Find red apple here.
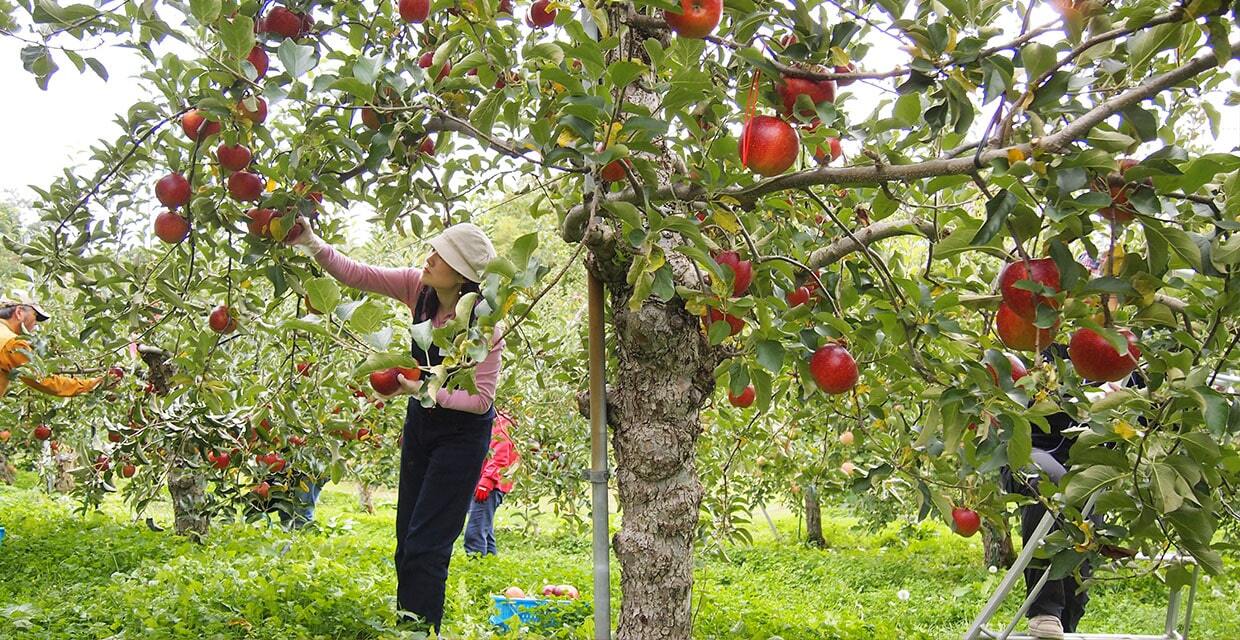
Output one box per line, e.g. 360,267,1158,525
246,207,275,237
600,159,627,183
228,171,265,201
208,305,237,334
94,455,110,472
372,367,416,390
1068,327,1140,382
810,343,858,395
498,0,513,14
704,307,744,336
399,0,430,22
559,585,579,599
839,430,854,445
986,353,1028,384
418,52,452,82
775,75,836,118
155,172,191,208
209,451,231,469
253,481,271,499
109,366,125,380
663,0,722,39
998,258,1061,321
503,586,525,598
361,107,384,130
216,144,252,172
814,137,843,165
713,251,753,297
237,97,268,125
995,302,1057,352
840,461,857,476
181,110,221,141
727,384,756,408
247,46,269,78
952,506,981,537
527,0,556,28
541,585,557,596
739,115,799,177
418,137,436,156
834,62,858,87
153,211,190,244
121,463,137,478
263,7,303,38
34,424,52,441
289,435,306,446
785,286,811,308
108,430,123,443
0,430,11,443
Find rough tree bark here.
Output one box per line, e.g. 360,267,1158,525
140,345,211,539
0,452,15,485
804,484,826,548
358,483,375,514
983,519,1017,569
52,446,76,493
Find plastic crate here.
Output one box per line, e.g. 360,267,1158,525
0,526,5,546
489,595,553,632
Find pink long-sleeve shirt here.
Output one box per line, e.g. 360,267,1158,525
312,244,504,414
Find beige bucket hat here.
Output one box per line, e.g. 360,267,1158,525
427,223,497,283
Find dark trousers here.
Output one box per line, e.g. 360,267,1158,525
394,402,491,628
1004,446,1094,632
464,489,505,555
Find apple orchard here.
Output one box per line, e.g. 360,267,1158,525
3,0,1240,638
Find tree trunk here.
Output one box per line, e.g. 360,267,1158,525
983,519,1016,569
608,289,716,640
52,447,76,493
168,465,210,541
358,482,375,514
805,484,826,547
0,452,15,485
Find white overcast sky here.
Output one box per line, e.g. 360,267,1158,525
2,6,1237,229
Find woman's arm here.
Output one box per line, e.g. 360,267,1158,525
291,222,423,308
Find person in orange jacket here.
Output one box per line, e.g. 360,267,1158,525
1,296,105,398
463,410,520,556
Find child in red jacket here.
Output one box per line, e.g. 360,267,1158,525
463,411,519,555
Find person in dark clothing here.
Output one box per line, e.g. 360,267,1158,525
1003,342,1139,639
288,220,503,633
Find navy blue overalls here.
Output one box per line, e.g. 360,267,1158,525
395,289,494,628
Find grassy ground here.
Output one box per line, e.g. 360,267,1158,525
1,472,1237,639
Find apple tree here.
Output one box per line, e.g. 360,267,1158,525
6,0,1240,637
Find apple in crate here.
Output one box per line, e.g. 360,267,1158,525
541,584,557,596
503,586,525,599
559,584,579,599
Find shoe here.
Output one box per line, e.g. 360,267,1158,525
1028,614,1064,639
395,610,436,636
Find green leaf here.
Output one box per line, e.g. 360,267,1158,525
970,189,1017,245
1121,105,1158,142
1141,219,1203,271
1020,42,1056,82
470,90,504,137
348,299,386,334
1127,23,1183,74
1006,417,1032,469
606,60,645,88
277,40,317,78
329,78,375,102
1151,463,1187,514
190,0,221,24
756,340,784,373
893,92,920,125
219,16,255,60
1191,386,1229,431
603,201,643,230
352,351,419,377
508,232,539,271
1064,465,1127,506
305,277,340,315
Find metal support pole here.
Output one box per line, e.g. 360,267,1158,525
587,272,611,640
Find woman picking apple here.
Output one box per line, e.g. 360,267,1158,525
286,219,503,634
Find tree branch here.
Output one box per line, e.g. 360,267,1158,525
807,217,937,269
561,40,1239,242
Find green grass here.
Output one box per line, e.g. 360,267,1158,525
1,474,1237,639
